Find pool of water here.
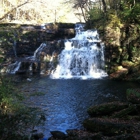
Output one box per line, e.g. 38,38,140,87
16,75,139,138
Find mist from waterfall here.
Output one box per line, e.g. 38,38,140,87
50,29,108,79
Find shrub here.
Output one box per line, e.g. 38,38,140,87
0,76,45,140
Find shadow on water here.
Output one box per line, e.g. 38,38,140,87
15,75,139,138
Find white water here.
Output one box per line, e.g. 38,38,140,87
6,43,47,74
33,43,46,60
6,27,107,78
6,61,21,74
51,30,108,79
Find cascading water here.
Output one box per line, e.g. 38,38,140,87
6,24,107,79
51,29,108,79
6,43,47,74
6,61,21,74
33,43,47,60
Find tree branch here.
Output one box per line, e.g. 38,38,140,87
0,1,31,21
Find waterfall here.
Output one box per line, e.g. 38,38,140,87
33,43,46,60
6,61,21,74
5,24,107,79
6,43,47,74
50,29,108,79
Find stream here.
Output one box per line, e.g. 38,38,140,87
16,75,139,138
6,26,140,139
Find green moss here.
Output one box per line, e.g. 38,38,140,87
87,102,128,117
122,61,134,67
126,88,140,98
107,13,123,28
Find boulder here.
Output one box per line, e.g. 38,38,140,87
126,88,140,104
83,118,135,136
87,101,128,117
49,131,67,139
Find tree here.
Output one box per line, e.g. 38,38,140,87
0,0,79,23
64,0,95,22
0,0,32,21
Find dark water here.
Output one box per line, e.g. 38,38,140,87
17,75,139,138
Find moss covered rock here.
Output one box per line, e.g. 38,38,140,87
87,101,128,117
126,88,140,104
83,118,135,136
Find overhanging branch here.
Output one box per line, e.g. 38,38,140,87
0,1,32,21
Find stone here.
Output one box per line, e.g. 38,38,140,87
126,88,140,104
31,132,44,140
87,101,128,117
50,131,67,139
83,118,135,136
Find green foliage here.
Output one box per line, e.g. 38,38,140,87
0,76,23,111
0,24,21,57
88,8,103,21
0,76,45,139
126,88,140,104
126,88,140,98
120,1,140,23
107,12,122,28
86,7,105,29
131,4,140,23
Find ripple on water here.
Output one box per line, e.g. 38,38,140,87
17,76,139,137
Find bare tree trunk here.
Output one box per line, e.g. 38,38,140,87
80,6,87,22
133,0,135,6
0,1,30,21
99,0,102,12
101,0,107,13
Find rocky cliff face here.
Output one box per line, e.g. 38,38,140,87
0,23,75,75
101,22,140,80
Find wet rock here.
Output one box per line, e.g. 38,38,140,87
49,131,67,139
112,104,139,118
66,129,103,140
82,99,140,139
126,88,140,104
110,134,137,140
87,101,128,117
109,67,128,80
31,132,44,140
83,118,135,136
